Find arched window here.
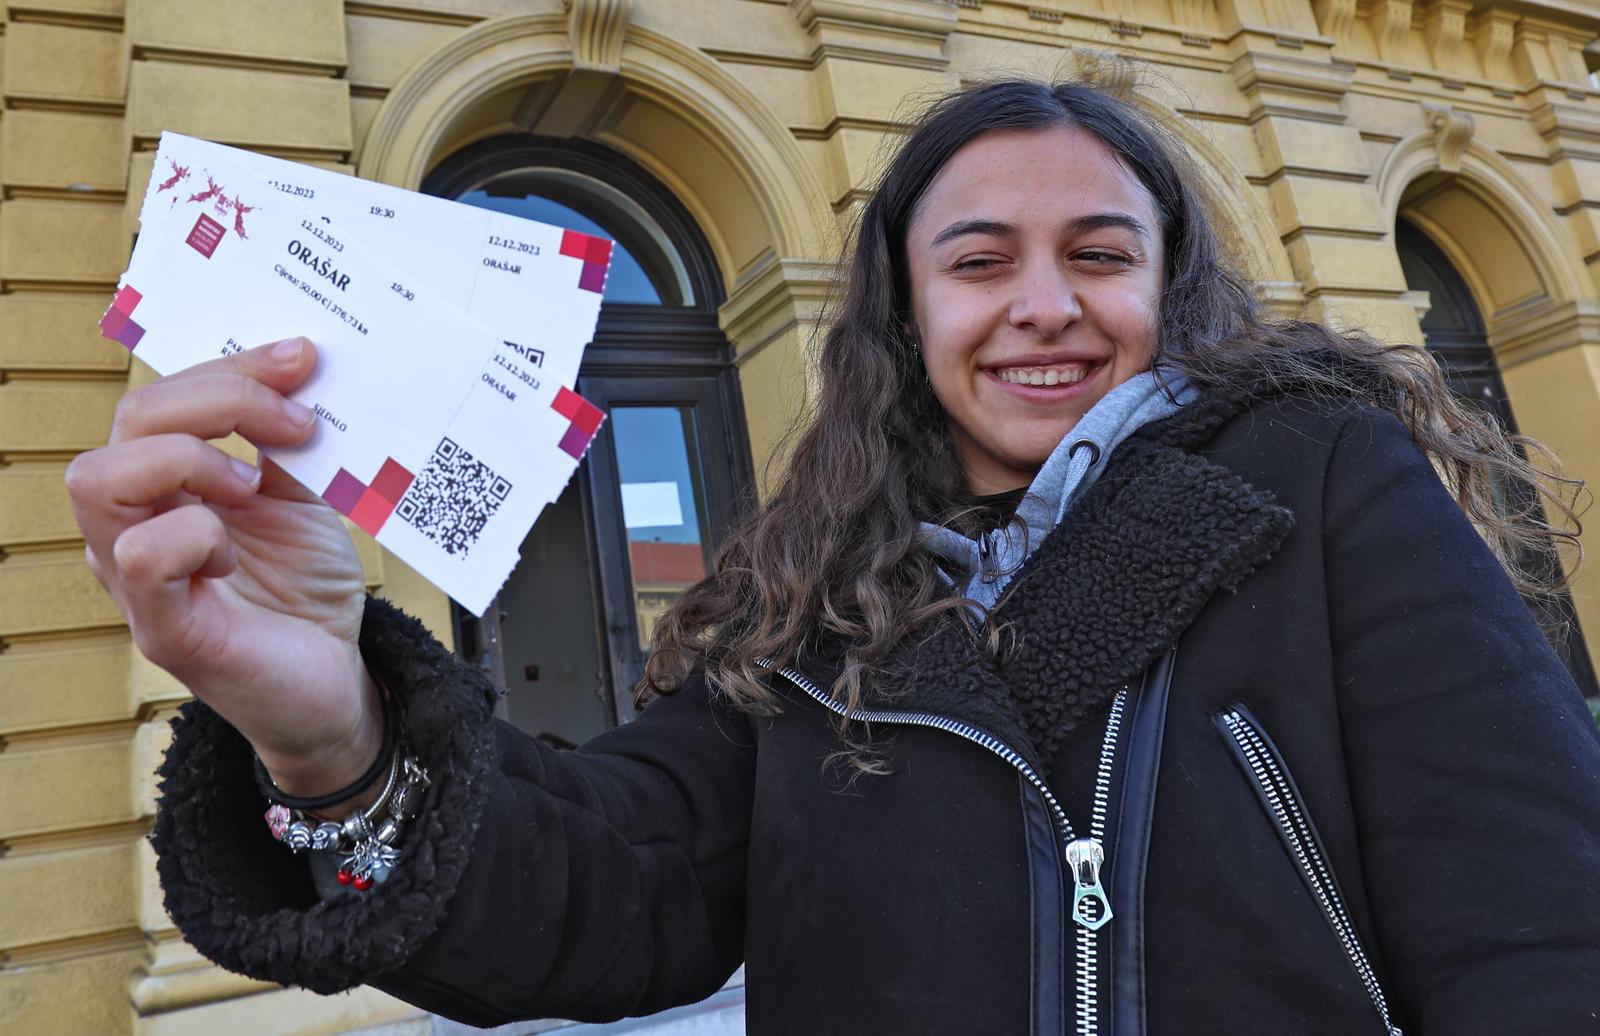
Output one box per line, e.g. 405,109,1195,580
424,137,755,744
1396,219,1598,698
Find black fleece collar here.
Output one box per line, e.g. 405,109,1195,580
798,388,1296,773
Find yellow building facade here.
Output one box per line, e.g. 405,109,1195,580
3,0,1599,1032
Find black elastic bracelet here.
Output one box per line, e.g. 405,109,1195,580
254,687,397,811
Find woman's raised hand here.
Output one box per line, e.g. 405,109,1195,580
65,338,383,799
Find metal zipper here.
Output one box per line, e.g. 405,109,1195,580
1071,688,1125,1036
759,658,1127,1036
1218,707,1404,1036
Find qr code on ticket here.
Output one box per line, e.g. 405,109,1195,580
396,438,512,557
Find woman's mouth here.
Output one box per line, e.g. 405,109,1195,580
993,362,1092,387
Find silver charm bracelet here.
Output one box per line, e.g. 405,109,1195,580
265,746,430,891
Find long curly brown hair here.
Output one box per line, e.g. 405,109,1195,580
642,78,1584,722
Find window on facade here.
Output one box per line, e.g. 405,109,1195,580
610,406,712,650
1396,219,1599,699
425,137,754,742
457,168,692,305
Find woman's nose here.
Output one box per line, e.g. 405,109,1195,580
1007,263,1081,338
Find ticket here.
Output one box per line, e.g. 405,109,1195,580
137,133,604,392
131,133,615,599
105,135,610,613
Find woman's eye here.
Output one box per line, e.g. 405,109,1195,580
1074,249,1132,265
952,257,1000,271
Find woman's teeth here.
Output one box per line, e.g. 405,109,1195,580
996,365,1089,387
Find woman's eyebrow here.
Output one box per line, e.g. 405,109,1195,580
930,218,1015,247
929,212,1150,247
1070,212,1151,239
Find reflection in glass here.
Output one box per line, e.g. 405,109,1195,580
454,167,693,305
611,407,711,649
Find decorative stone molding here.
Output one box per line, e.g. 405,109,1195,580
565,0,632,75
358,15,832,263
1312,0,1357,49
1490,296,1600,368
1135,93,1302,292
1512,19,1594,90
1425,0,1470,76
1377,131,1595,309
1259,0,1303,29
1529,96,1600,152
1230,49,1354,123
1473,10,1516,82
1372,0,1414,64
1255,280,1309,319
1399,288,1432,323
1423,101,1474,172
1100,0,1142,34
789,0,957,68
1173,0,1210,32
1073,49,1137,99
719,256,839,361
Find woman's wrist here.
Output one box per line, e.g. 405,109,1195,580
256,665,387,820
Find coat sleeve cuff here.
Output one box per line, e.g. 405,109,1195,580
149,596,498,994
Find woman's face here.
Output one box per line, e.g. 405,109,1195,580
905,124,1165,494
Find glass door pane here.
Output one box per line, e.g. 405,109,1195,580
610,407,712,651
581,375,749,722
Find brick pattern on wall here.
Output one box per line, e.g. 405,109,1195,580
0,4,146,1032
0,2,381,1032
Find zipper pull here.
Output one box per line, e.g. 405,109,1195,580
1065,837,1113,931
977,530,999,583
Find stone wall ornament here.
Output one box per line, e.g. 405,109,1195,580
1472,9,1515,82
1425,1,1469,76
1312,0,1356,49
565,0,633,74
1259,0,1302,29
1173,0,1209,32
1073,48,1137,99
1374,0,1414,65
789,0,958,70
1423,101,1474,173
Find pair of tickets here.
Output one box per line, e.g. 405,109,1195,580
103,132,612,614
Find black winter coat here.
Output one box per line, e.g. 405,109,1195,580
151,389,1600,1035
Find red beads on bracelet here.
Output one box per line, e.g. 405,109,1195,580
335,867,373,891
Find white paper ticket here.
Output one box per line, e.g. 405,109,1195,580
137,134,605,393
103,134,612,613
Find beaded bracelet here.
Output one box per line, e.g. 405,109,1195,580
252,686,399,812
265,747,430,891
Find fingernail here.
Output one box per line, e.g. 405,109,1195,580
273,337,306,361
230,457,260,484
283,398,315,426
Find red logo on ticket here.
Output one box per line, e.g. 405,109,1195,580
186,213,226,258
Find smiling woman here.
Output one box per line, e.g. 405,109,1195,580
906,125,1165,492
88,78,1600,1036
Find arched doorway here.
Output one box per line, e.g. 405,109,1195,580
425,136,755,745
1396,218,1598,698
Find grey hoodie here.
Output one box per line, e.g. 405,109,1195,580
919,369,1194,614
